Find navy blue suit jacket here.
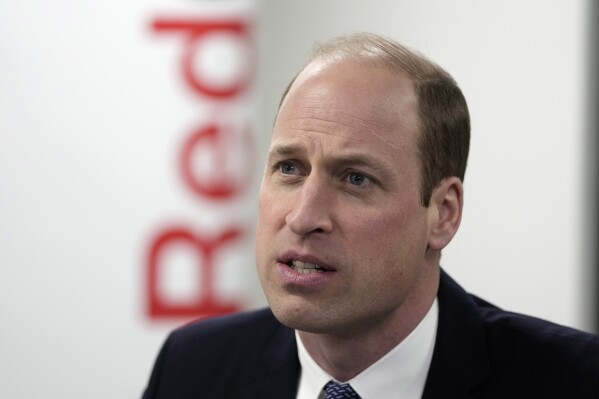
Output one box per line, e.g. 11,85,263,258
143,271,599,398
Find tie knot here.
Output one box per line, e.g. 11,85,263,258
324,381,360,399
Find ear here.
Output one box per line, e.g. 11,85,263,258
427,177,463,251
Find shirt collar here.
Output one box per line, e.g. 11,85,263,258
295,299,438,399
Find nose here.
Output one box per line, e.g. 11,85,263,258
285,174,334,236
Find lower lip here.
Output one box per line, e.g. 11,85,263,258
276,262,336,288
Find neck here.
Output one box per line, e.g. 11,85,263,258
298,266,440,382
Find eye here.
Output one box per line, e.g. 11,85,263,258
279,161,297,175
348,172,367,186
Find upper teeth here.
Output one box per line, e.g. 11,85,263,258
291,260,323,274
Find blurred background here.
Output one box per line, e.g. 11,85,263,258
0,0,597,397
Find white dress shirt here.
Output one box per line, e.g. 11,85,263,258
295,299,438,399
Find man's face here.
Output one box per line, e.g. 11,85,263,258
255,58,438,335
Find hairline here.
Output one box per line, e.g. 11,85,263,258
274,34,468,206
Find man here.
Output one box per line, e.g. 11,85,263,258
143,33,599,398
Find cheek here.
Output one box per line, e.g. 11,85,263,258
256,188,273,256
346,204,428,268
255,187,288,264
257,187,288,231
347,204,409,241
345,210,428,307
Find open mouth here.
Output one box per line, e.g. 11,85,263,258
286,260,328,275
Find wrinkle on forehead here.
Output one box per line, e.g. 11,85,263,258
273,57,420,158
277,95,416,151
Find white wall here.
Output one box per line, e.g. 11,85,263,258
0,0,593,398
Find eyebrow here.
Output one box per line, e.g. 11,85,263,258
267,142,395,176
267,143,303,159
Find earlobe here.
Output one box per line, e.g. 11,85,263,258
427,177,463,250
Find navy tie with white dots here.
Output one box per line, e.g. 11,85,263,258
324,381,361,399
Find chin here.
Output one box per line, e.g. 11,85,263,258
268,300,343,334
276,315,331,334
268,299,316,330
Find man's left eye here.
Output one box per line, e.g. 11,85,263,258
348,172,366,185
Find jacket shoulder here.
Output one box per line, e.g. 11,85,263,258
162,308,286,370
428,271,599,399
143,308,297,399
475,298,599,363
171,307,281,343
473,296,599,397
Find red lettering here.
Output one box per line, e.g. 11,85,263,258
152,18,254,99
180,122,254,200
146,13,255,320
147,227,243,318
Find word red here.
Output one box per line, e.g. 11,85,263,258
147,15,255,319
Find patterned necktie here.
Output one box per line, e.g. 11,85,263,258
324,380,361,399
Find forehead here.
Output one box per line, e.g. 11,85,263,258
273,58,419,153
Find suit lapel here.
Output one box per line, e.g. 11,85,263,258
422,270,491,398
